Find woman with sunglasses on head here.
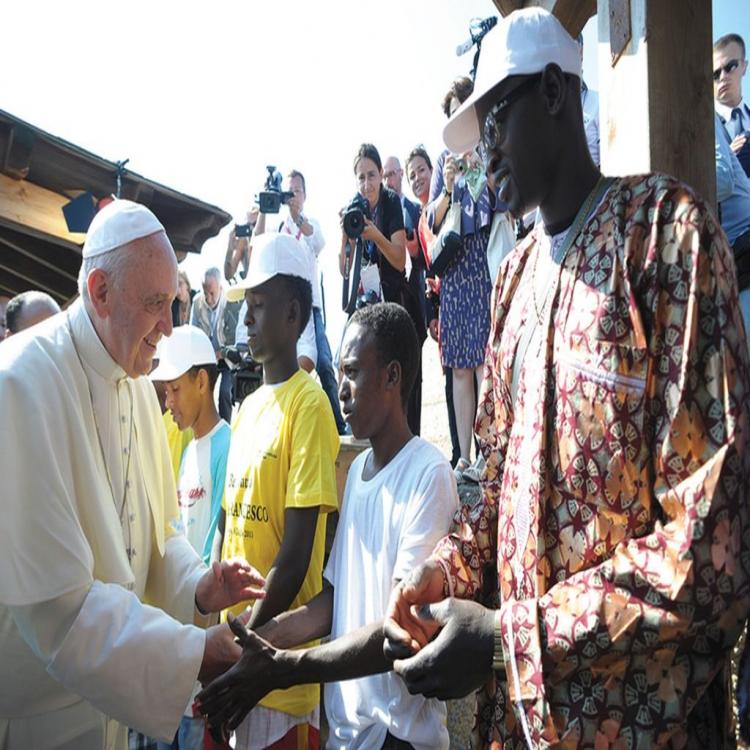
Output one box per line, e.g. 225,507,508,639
426,76,507,483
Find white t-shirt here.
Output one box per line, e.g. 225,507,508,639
323,437,458,750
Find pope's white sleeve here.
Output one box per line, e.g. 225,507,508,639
146,534,213,627
11,580,205,741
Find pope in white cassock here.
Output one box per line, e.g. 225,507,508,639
0,200,266,750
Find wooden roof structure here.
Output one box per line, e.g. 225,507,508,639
0,109,231,306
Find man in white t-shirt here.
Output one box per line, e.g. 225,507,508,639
197,302,458,750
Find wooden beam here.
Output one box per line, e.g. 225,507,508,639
0,242,77,299
598,0,715,208
492,0,596,37
0,173,87,246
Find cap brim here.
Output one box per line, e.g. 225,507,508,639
226,270,281,302
149,360,190,382
442,72,507,154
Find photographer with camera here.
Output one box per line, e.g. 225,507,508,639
339,143,424,435
236,169,346,433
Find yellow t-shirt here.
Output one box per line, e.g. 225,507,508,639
222,368,339,716
162,410,193,481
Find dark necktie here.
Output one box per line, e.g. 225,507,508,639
732,107,745,138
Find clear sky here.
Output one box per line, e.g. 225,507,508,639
2,1,748,343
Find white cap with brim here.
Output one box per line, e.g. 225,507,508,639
149,325,216,381
82,199,166,258
226,232,312,303
443,7,582,154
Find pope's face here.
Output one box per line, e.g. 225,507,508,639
101,234,177,377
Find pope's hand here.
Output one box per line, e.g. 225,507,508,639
391,598,495,701
197,614,288,731
383,559,447,660
197,622,243,686
195,558,265,615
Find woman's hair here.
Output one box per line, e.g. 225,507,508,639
177,270,191,292
353,143,382,173
441,76,475,118
405,145,432,173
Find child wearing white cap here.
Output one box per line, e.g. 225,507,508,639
207,233,339,749
151,325,231,750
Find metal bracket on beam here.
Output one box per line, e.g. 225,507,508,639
610,0,632,66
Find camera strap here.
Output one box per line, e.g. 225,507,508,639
342,237,364,315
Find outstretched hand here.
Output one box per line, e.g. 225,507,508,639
195,558,266,615
197,614,286,732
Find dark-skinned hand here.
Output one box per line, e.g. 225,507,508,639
391,598,495,700
383,559,447,660
196,614,290,733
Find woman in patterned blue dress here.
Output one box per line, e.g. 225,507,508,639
426,77,506,478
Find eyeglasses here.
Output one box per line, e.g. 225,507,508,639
479,75,541,165
713,59,742,81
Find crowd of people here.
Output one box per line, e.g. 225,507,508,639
2,7,750,750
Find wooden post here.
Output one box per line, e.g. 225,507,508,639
598,0,715,208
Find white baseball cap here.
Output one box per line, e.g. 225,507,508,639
149,325,216,381
443,8,582,154
226,232,312,303
82,199,166,258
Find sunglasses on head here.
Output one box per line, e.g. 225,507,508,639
714,59,742,82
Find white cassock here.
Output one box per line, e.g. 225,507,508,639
0,299,210,750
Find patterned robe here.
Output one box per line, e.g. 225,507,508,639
434,174,750,748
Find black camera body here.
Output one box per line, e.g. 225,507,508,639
234,223,252,237
342,194,371,239
223,343,263,406
257,166,294,214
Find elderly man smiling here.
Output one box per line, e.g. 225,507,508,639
0,200,265,750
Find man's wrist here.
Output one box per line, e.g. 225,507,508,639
273,647,300,690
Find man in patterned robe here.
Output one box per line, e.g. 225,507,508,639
384,9,750,749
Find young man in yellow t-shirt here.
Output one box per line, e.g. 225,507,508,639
212,231,339,750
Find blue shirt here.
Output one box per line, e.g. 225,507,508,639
715,112,750,244
426,149,506,237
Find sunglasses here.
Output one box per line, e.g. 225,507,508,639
713,58,742,82
479,75,541,165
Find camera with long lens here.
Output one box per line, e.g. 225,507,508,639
222,343,263,406
257,166,294,214
342,194,372,239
